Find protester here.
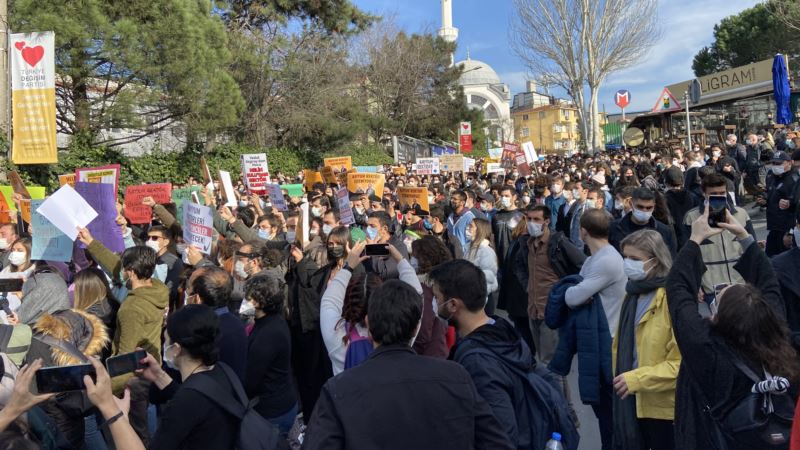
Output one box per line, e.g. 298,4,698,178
609,187,677,257
446,190,476,259
0,223,19,270
409,235,450,357
492,186,524,264
463,218,498,308
760,150,799,256
773,211,800,337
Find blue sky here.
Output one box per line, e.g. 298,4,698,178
351,0,761,113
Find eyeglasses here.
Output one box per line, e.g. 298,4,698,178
147,236,161,241
235,251,259,259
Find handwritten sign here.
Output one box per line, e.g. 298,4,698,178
0,186,45,212
183,203,213,254
241,153,270,195
346,173,385,198
266,184,287,212
74,182,125,254
439,155,464,172
30,199,72,262
75,164,121,199
336,188,354,226
124,183,172,224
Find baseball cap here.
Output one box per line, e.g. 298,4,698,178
772,151,791,162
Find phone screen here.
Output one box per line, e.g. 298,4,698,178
106,350,146,378
364,244,390,257
707,195,728,227
35,364,95,393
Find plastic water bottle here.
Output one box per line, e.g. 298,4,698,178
545,432,564,450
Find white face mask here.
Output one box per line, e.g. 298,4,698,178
632,208,652,223
551,184,562,194
0,238,8,250
527,221,544,238
712,150,721,157
162,343,178,370
772,164,786,176
234,260,248,279
239,299,256,317
792,227,800,248
285,231,296,243
465,229,474,242
623,258,652,281
500,197,512,209
311,206,322,217
154,263,168,282
322,224,334,236
8,251,26,267
522,195,531,204
614,201,625,211
585,199,597,209
145,239,161,253
572,189,581,200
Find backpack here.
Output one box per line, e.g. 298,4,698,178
704,352,795,450
0,324,32,367
343,324,372,370
184,362,281,450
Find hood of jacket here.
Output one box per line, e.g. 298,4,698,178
454,316,533,372
128,279,169,311
34,309,109,366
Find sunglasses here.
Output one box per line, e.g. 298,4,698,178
147,236,162,241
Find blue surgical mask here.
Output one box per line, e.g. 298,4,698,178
366,226,379,240
423,218,433,230
286,231,296,243
153,263,168,282
322,224,334,236
623,258,652,281
258,229,270,240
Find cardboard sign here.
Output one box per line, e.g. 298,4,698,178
75,164,121,199
218,170,237,207
241,153,270,195
521,141,538,163
321,166,337,184
74,182,125,254
0,194,10,223
303,170,323,190
391,166,407,175
172,186,205,223
0,186,45,212
486,163,505,174
182,203,214,254
488,147,503,159
266,184,287,212
8,172,30,199
19,199,31,224
439,155,464,172
58,174,76,187
30,199,72,262
336,188,354,226
283,184,304,198
397,187,430,214
323,156,352,174
413,158,440,175
463,157,476,173
515,150,532,177
300,202,309,247
200,156,212,184
124,183,172,224
346,173,385,197
501,143,518,170
36,185,98,241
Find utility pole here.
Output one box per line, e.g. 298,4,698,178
684,90,691,150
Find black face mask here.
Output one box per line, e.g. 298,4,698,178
327,245,345,260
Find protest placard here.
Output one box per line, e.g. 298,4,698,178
0,186,45,212
36,185,98,241
182,203,214,254
283,184,304,198
355,166,379,173
515,150,532,177
200,156,212,184
303,170,323,191
19,199,31,224
391,166,407,175
172,186,204,223
124,183,172,224
413,158,440,175
8,172,30,199
397,187,430,214
74,182,125,254
336,188,355,226
323,156,352,174
439,154,464,172
58,174,76,188
241,153,270,195
501,142,518,170
486,163,505,174
521,141,538,163
266,184,287,212
463,157,476,173
347,173,385,197
30,199,72,262
488,147,503,159
218,170,237,207
300,202,309,247
321,166,337,184
76,164,121,199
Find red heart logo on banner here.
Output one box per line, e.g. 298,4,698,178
21,46,44,67
462,124,469,130
14,42,25,51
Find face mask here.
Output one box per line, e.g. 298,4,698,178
8,251,26,267
145,239,161,253
551,184,562,194
480,203,491,212
465,229,474,242
234,260,248,279
259,199,268,209
404,239,414,254
787,140,796,149
154,263,168,282
712,150,721,157
572,189,581,199
409,256,419,271
309,229,319,238
0,239,8,250
327,245,345,260
614,201,625,211
499,197,511,209
286,231,296,243
772,165,786,176
428,195,435,204
322,224,334,236
162,343,178,370
355,206,365,215
793,227,800,248
239,299,256,317
422,218,433,230
522,196,531,204
632,208,652,223
435,297,454,322
258,229,270,240
366,226,379,240
585,199,597,209
527,221,543,237
311,207,322,218
623,258,652,281
238,200,249,208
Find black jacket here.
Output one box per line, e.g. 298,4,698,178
667,240,792,450
245,314,297,419
498,235,531,318
303,345,514,450
451,317,579,450
664,188,696,249
773,247,800,336
215,307,248,382
765,169,800,232
492,209,524,267
609,213,677,257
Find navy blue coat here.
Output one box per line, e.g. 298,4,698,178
545,275,612,405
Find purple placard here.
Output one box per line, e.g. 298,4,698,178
74,181,125,254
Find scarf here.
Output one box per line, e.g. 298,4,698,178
612,277,664,449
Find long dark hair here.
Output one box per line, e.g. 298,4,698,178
339,272,382,344
712,284,800,381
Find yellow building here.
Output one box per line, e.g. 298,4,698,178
512,104,580,155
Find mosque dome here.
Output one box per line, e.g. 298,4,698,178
457,59,502,86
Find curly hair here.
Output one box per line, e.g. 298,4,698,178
411,235,452,274
244,274,286,315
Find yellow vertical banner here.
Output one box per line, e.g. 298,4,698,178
10,31,57,164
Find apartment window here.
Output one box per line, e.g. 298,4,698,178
539,111,546,119
521,127,530,137
523,114,529,121
562,109,570,120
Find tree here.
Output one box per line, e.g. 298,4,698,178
692,1,800,77
11,0,244,147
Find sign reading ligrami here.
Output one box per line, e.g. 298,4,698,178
11,31,57,164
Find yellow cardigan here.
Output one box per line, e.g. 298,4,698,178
612,287,682,420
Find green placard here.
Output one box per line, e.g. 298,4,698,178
283,184,304,198
172,186,205,222
0,186,46,211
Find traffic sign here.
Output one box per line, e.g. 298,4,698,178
615,90,631,109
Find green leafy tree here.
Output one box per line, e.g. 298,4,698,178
10,0,244,146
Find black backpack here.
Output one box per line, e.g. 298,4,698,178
184,363,282,450
705,352,794,449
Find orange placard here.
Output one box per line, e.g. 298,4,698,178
303,169,324,190
321,166,337,184
397,187,430,214
58,174,76,187
323,156,352,174
346,172,385,197
19,199,31,224
392,166,407,175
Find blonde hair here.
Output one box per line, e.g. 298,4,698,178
468,218,494,254
620,229,672,278
73,268,110,311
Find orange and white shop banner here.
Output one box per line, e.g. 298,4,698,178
11,31,57,165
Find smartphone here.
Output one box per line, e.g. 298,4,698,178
707,195,728,228
364,244,390,257
35,364,95,394
105,349,147,378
